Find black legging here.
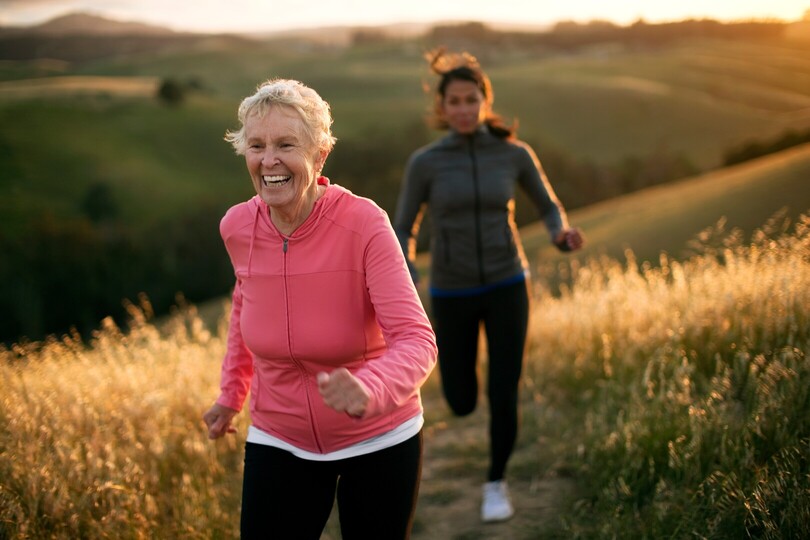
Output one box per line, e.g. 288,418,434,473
240,431,422,540
431,278,529,482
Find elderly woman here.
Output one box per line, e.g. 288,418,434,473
203,79,437,539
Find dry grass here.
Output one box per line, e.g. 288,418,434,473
2,214,809,539
0,302,245,539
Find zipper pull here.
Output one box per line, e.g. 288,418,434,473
283,238,288,253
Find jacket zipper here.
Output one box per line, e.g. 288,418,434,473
469,136,486,285
282,236,324,452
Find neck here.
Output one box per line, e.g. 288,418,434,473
270,183,325,236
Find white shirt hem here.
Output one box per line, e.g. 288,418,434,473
246,414,424,461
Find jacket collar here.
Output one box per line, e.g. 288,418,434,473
441,124,496,149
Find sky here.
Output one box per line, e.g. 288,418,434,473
0,0,807,34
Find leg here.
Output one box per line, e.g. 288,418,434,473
482,280,529,481
336,432,423,539
240,442,338,540
431,294,483,416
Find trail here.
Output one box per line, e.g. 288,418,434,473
411,396,577,540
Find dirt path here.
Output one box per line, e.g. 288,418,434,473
411,399,577,540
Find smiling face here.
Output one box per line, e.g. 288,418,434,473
440,79,489,135
244,105,325,221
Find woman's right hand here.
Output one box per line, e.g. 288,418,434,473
555,227,585,252
203,403,239,439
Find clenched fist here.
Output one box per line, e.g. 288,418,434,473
317,368,370,417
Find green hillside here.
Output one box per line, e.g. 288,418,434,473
2,35,809,227
0,93,248,232
494,39,810,168
66,36,810,168
516,142,810,292
2,28,810,342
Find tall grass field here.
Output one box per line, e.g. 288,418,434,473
2,212,807,539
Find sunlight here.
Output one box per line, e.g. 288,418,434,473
0,0,806,32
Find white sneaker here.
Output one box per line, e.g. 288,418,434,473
481,480,514,522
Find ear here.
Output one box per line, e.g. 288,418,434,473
316,149,330,172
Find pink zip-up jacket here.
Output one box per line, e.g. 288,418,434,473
216,179,437,454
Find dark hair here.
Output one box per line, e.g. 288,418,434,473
425,48,515,139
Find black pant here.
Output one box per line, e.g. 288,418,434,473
431,278,529,482
240,431,423,540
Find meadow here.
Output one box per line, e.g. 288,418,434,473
3,28,810,343
1,210,807,539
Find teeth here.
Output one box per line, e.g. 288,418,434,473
262,175,290,185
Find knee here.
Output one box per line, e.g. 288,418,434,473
446,397,477,417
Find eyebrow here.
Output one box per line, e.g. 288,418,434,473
245,133,301,145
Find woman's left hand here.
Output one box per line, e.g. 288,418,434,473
317,368,370,417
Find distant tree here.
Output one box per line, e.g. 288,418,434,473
157,78,185,106
80,182,118,224
351,29,389,46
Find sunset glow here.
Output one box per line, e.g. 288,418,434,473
0,0,807,33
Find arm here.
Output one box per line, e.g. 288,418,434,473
346,207,438,418
392,152,430,283
203,280,254,436
515,142,582,251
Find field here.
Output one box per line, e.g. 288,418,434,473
1,211,807,539
3,29,810,343
2,22,810,537
3,35,810,229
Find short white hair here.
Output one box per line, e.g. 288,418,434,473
224,78,336,155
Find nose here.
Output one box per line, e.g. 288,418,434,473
261,148,281,167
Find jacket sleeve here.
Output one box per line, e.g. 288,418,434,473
354,207,438,418
515,142,570,245
216,279,254,411
392,152,430,283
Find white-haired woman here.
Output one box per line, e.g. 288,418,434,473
203,78,437,539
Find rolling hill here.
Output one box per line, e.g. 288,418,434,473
2,17,810,342
515,142,810,292
5,12,178,36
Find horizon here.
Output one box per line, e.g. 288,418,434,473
0,0,806,34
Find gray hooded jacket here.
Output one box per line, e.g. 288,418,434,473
393,126,570,290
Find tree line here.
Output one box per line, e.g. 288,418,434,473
1,201,235,347
723,128,810,166
421,19,789,52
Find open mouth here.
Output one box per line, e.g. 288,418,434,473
262,175,291,187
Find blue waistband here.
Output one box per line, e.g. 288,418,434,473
430,272,527,298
